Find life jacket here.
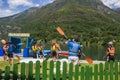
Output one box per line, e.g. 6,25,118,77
51,44,59,51
108,47,115,56
3,44,9,52
38,46,44,51
69,42,81,53
32,45,38,52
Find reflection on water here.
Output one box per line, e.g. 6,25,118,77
31,42,120,60
59,44,120,61
82,45,106,60
82,45,120,61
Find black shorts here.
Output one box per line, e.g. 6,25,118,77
8,52,13,58
51,51,57,57
107,55,115,62
40,51,44,55
78,54,81,59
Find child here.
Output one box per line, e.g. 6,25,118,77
7,42,15,66
32,42,38,58
1,39,8,61
51,40,61,61
38,44,44,59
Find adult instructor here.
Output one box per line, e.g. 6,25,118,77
105,41,115,70
65,38,82,65
106,41,115,62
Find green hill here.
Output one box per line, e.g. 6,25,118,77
0,0,120,44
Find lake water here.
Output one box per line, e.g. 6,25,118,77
58,44,120,61
1,42,119,61
82,45,120,61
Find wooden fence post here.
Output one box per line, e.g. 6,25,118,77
13,64,18,80
94,64,98,80
42,60,47,80
74,64,79,80
68,63,73,80
56,61,61,80
49,60,54,80
115,60,118,80
0,69,2,79
81,67,85,80
105,61,108,80
5,66,10,80
35,61,40,80
20,62,26,80
28,61,33,80
62,61,67,80
99,63,103,80
85,66,92,80
89,67,92,80
110,61,114,80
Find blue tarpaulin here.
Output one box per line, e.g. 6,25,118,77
9,37,22,53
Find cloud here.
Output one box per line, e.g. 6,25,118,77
101,0,120,8
0,0,55,17
0,9,18,18
8,0,34,9
35,4,40,7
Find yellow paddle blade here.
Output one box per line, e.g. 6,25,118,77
56,27,65,35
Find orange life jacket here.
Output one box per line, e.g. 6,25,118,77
108,47,115,56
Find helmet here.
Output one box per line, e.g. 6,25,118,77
108,41,113,45
73,38,79,42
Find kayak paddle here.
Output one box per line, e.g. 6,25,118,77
56,27,67,39
16,55,21,61
56,27,93,64
82,53,93,64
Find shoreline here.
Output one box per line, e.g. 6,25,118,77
0,56,106,64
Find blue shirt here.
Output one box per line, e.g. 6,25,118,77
66,41,82,56
7,44,13,53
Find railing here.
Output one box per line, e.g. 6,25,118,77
0,60,119,80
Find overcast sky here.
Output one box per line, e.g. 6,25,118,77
0,0,119,18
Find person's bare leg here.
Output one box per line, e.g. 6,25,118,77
4,55,7,61
11,58,14,67
78,58,80,65
8,58,11,66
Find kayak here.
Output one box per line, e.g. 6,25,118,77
58,51,69,55
43,50,69,56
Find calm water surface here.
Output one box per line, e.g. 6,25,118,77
59,44,120,61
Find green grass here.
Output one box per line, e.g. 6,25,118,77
0,59,19,71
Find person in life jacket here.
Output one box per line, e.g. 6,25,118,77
32,41,38,58
106,41,115,62
1,39,8,61
51,40,61,61
37,40,44,59
65,38,82,65
7,41,16,66
38,45,44,59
